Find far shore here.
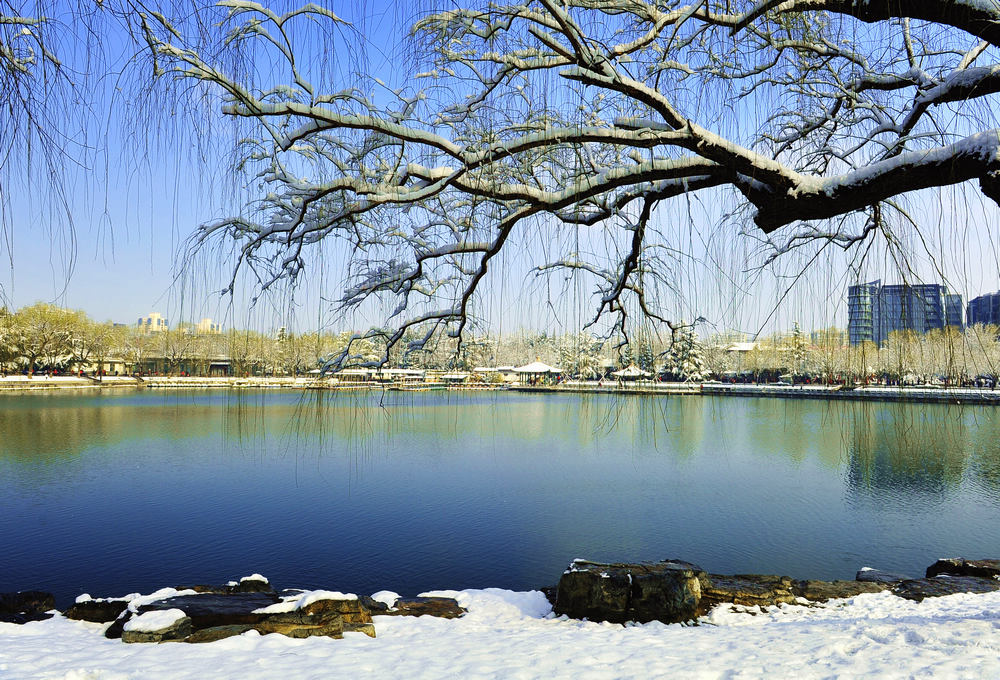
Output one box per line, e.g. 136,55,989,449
2,374,1000,404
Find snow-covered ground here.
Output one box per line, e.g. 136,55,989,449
3,587,1000,679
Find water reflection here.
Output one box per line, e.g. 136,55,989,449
3,389,1000,606
845,403,980,503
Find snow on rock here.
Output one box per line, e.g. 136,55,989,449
124,588,200,614
252,590,358,614
370,591,400,608
122,609,187,633
5,588,1000,678
240,574,269,584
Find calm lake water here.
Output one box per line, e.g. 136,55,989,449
3,389,1000,607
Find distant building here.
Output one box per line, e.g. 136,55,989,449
810,328,847,347
967,291,1000,327
848,281,880,345
847,281,963,345
195,318,222,334
137,312,168,333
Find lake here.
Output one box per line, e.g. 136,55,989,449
3,389,1000,607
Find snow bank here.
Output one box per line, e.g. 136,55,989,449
3,588,1000,679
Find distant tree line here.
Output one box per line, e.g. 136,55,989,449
2,303,998,385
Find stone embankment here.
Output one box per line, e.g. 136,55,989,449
551,557,1000,624
1,575,467,644
517,381,1000,404
4,558,1000,640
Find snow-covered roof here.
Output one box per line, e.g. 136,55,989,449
727,342,757,352
514,361,562,373
611,364,651,378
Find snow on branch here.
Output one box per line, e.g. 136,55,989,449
138,0,1000,355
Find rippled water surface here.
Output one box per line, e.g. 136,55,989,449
3,389,1000,606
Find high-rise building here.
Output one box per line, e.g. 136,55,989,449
195,318,222,334
967,291,1000,327
137,312,168,333
847,282,963,345
848,281,879,345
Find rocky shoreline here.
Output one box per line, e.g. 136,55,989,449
4,557,999,644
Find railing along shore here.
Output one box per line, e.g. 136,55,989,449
2,375,1000,404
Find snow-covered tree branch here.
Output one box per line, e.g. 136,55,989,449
137,1,1000,360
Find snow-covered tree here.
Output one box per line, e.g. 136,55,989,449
131,1,1000,360
558,332,603,378
667,323,707,382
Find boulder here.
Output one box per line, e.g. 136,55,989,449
0,591,56,624
254,618,344,639
104,614,130,639
123,589,375,641
790,580,888,602
228,576,274,594
185,625,255,644
893,576,1000,602
137,592,279,629
121,611,193,643
0,610,54,624
925,558,1000,580
359,595,389,614
297,596,375,637
697,574,797,614
856,568,911,584
0,591,55,614
554,559,703,624
380,597,466,619
64,599,129,623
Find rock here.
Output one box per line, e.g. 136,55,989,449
130,590,374,641
137,592,279,629
554,559,704,624
0,591,56,624
121,612,193,643
790,580,888,602
893,576,1000,602
297,597,375,637
0,591,55,615
255,618,344,639
104,613,130,639
0,610,55,624
381,597,467,619
258,596,375,637
540,586,558,607
697,574,797,614
856,568,911,584
926,558,1000,580
228,576,274,594
64,599,129,623
173,585,230,595
359,595,389,614
185,625,255,643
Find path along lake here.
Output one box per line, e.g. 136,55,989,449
3,389,1000,607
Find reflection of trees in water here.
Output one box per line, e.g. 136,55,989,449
0,391,230,462
844,403,976,501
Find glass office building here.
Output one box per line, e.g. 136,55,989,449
967,291,1000,326
848,281,963,345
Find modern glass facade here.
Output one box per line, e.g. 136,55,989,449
967,291,1000,326
847,282,963,345
848,280,879,345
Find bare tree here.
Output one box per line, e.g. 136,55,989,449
132,2,1000,359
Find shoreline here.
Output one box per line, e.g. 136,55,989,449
4,374,1000,404
5,562,1000,679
